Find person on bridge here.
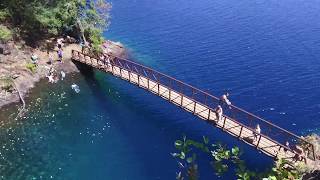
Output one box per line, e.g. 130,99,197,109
253,124,261,142
220,93,232,109
214,105,223,123
293,145,307,163
284,141,291,153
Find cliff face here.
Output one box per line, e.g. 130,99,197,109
0,40,126,109
0,41,80,108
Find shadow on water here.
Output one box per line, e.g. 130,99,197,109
72,60,111,102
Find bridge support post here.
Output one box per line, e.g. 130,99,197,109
222,117,227,129
256,135,262,148
238,126,243,138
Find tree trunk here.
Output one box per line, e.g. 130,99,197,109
77,19,87,44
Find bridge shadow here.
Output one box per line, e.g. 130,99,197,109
71,60,110,103
72,60,95,78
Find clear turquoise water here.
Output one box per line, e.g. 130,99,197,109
1,0,320,179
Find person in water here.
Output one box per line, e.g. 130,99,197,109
214,105,223,123
61,71,65,80
71,84,80,93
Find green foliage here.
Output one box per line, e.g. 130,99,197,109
0,76,13,92
172,136,304,180
0,25,12,42
0,9,9,22
86,28,104,53
0,0,111,45
262,159,300,180
25,63,37,73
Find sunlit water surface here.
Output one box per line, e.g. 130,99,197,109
1,0,320,179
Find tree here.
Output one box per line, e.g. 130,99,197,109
172,136,303,180
0,0,111,48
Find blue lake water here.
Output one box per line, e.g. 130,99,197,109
1,0,320,179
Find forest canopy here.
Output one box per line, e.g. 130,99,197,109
0,0,111,48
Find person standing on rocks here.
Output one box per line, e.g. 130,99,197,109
48,52,53,64
57,48,63,62
57,38,64,49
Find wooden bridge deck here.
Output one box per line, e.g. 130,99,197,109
71,50,316,164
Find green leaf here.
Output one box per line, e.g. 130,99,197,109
203,136,209,144
175,140,183,148
187,157,193,164
224,150,230,159
180,152,185,160
171,153,180,158
268,176,277,180
232,147,240,156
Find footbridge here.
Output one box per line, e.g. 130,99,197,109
71,50,316,163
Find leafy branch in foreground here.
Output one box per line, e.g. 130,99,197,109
172,136,303,180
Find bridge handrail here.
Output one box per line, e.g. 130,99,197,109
71,50,316,160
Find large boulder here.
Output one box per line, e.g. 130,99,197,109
0,43,11,55
303,170,320,180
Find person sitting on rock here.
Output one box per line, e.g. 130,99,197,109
31,53,38,65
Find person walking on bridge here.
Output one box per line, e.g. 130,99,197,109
253,124,261,142
214,105,223,123
220,92,232,109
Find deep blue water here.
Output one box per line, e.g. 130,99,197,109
1,0,320,179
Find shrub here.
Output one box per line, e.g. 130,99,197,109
86,28,104,53
0,76,13,92
0,25,12,42
0,9,9,22
25,63,37,73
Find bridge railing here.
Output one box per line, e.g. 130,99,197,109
72,50,316,160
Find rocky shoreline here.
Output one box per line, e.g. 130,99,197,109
0,40,126,110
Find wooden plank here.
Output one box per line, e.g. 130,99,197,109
182,96,195,112
121,69,130,80
159,85,170,100
139,77,148,88
170,91,182,106
130,73,139,84
149,80,158,94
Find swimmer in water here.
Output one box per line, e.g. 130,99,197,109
71,84,80,93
